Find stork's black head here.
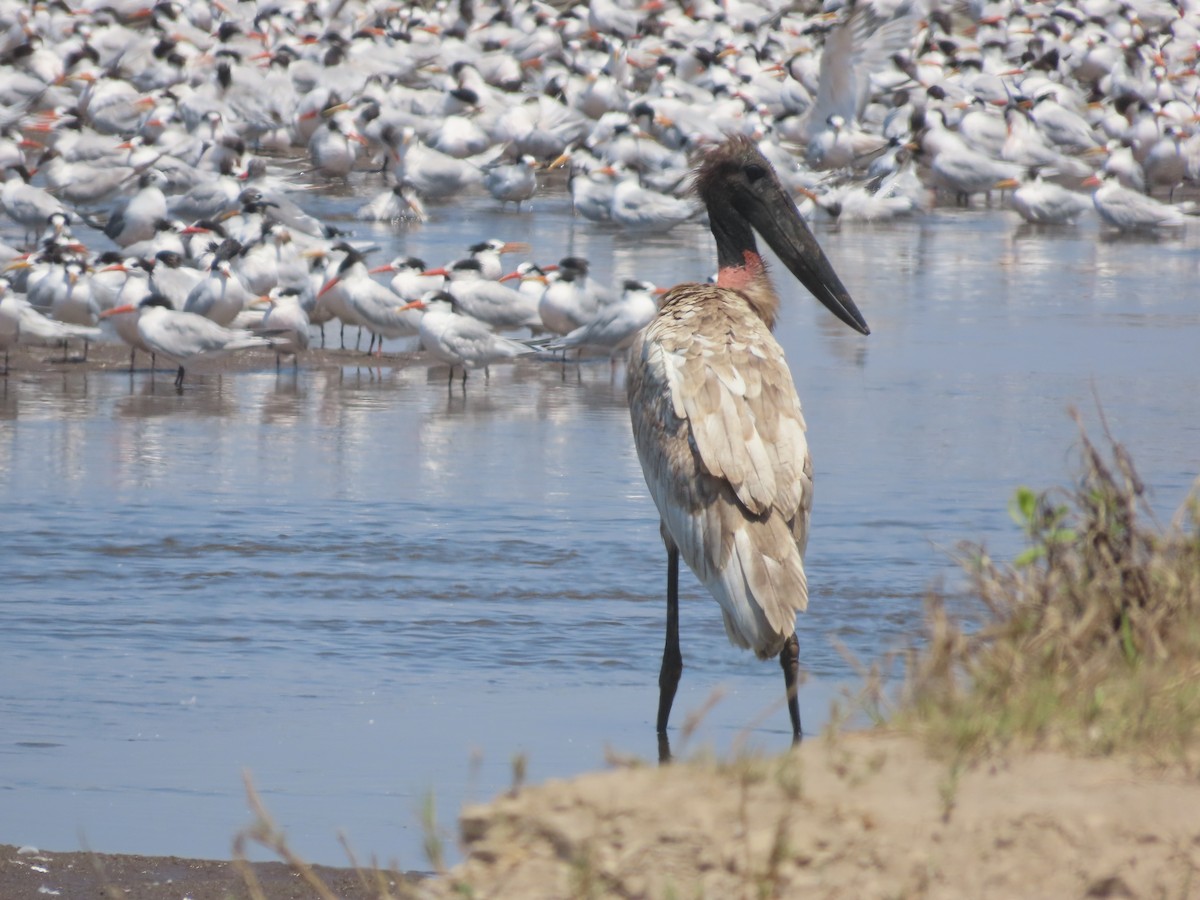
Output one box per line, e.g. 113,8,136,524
693,135,869,336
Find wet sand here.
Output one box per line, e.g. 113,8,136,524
0,339,426,381
0,842,420,899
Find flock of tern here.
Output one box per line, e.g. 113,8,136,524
1,0,1198,385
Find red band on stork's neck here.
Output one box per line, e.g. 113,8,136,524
715,250,765,290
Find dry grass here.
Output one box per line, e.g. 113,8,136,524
233,772,422,900
897,409,1200,768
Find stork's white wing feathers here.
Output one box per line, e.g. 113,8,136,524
628,288,814,658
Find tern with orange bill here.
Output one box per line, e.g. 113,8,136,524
256,287,311,369
318,242,419,354
420,258,543,334
482,155,539,208
308,115,368,178
183,256,254,327
1,281,102,370
398,291,534,386
369,257,444,300
467,238,532,281
101,294,276,389
543,278,663,362
1085,172,1188,230
995,171,1092,225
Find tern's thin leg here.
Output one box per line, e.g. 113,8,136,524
780,631,803,743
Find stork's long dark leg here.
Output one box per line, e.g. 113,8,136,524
174,365,185,390
657,543,682,735
780,631,803,743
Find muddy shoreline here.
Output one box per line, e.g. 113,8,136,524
1,338,427,381
0,842,423,899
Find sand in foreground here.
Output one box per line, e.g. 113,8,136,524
6,732,1199,899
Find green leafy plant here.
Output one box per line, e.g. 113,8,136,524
899,410,1200,767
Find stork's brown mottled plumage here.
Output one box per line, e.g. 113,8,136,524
626,135,869,752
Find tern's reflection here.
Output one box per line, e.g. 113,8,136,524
113,372,240,419
259,372,308,425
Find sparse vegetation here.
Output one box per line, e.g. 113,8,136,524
233,772,420,900
421,789,447,875
898,410,1200,767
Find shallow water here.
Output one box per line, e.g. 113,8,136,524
2,180,1199,868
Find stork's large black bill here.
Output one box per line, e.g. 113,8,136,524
696,136,871,336
742,187,870,336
